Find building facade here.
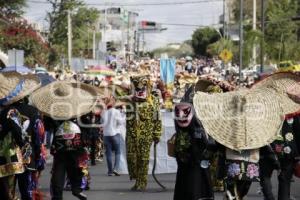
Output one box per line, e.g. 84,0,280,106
97,7,138,61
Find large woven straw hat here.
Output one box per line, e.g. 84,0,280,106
252,72,300,114
193,72,300,150
193,74,300,150
30,81,98,120
0,72,41,106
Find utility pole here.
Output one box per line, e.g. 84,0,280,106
93,28,96,59
260,0,265,73
133,30,137,59
13,48,16,71
142,29,145,56
252,0,257,65
67,10,72,68
223,0,226,38
127,12,130,62
103,4,108,64
239,0,243,81
137,31,140,58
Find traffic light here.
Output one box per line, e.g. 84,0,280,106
141,21,156,28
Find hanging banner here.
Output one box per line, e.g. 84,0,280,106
160,58,176,84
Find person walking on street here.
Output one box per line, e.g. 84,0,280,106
80,108,102,166
30,81,99,200
101,96,124,176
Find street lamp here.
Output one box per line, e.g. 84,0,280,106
239,0,243,82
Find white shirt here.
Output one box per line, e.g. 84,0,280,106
101,108,125,137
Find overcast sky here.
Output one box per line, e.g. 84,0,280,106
25,0,223,50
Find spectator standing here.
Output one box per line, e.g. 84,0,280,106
115,104,128,174
101,97,123,176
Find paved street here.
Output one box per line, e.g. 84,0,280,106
36,160,300,200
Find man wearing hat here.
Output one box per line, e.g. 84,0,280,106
126,75,162,191
0,72,41,200
30,81,98,200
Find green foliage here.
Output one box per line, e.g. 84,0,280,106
232,0,262,23
72,7,101,56
265,0,299,62
0,18,50,67
151,43,194,58
46,0,100,63
243,29,263,66
231,0,300,64
191,27,221,56
0,0,26,17
207,38,235,55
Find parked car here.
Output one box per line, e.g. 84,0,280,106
277,61,300,72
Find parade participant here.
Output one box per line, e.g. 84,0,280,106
172,77,234,199
192,73,300,200
64,148,90,191
173,102,214,200
194,77,235,192
74,112,93,190
126,75,162,191
259,116,300,200
0,72,41,200
30,81,98,200
88,108,102,166
14,100,47,200
221,148,260,200
49,119,87,200
80,107,102,166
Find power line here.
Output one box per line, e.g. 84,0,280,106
161,23,220,27
27,0,222,6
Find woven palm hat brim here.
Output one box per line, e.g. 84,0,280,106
0,72,41,106
252,72,300,91
193,86,300,150
195,77,235,92
181,77,235,103
252,72,300,115
30,81,98,120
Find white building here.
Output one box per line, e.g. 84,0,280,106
98,7,138,61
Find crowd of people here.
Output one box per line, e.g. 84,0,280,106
0,57,299,200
